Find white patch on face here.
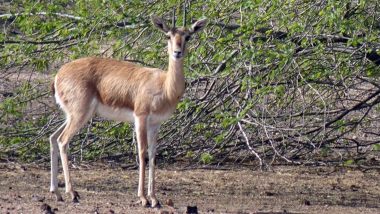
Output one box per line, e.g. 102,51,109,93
171,55,182,61
167,31,186,60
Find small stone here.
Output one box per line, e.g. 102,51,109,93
350,185,360,191
186,206,198,214
40,203,55,214
166,198,174,207
304,199,311,206
32,194,45,202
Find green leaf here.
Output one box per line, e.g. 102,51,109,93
343,159,355,167
200,152,213,164
373,144,380,151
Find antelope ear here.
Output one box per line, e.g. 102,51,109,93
189,18,208,34
151,15,169,33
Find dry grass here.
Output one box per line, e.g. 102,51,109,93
0,163,380,213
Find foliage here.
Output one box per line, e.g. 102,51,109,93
0,0,379,168
200,152,214,164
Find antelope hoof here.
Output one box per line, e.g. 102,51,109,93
151,200,161,208
71,191,80,203
139,197,150,207
51,191,64,202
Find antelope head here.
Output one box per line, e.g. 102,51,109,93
151,15,208,60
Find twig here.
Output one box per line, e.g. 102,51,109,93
237,121,263,169
0,12,82,20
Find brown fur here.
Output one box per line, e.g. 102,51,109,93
49,15,208,207
54,56,183,115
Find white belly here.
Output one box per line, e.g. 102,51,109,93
96,103,134,122
96,103,175,125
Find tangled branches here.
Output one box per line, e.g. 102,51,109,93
0,0,380,168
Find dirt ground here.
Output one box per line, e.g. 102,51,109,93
0,163,379,214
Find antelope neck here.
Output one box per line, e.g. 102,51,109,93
164,56,185,101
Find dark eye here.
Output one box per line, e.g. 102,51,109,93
166,35,171,40
185,35,191,41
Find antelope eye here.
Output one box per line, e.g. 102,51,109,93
185,35,191,41
166,35,171,40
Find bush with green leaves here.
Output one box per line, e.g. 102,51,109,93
0,0,379,168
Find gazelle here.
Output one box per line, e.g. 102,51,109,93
49,14,207,207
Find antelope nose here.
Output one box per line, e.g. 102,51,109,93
173,50,182,58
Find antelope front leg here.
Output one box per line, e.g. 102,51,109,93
148,125,160,208
135,115,149,207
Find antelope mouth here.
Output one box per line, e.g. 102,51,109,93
172,53,183,59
